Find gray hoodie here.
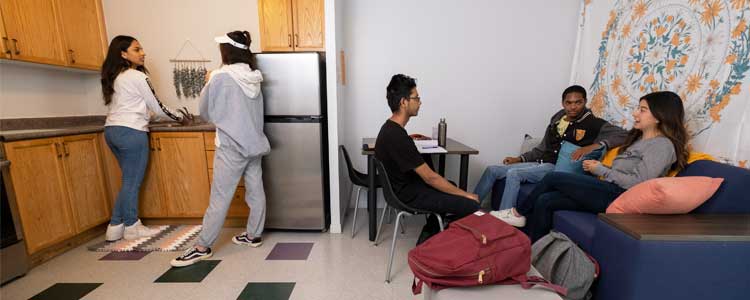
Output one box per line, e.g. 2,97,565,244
199,65,270,157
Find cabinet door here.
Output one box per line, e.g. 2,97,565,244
0,0,66,65
292,0,325,51
259,0,294,52
154,132,210,217
140,136,167,217
61,134,110,232
54,0,107,70
0,9,10,59
4,138,76,254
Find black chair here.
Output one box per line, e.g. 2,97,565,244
373,158,444,283
340,145,381,238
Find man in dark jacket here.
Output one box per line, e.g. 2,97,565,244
473,85,628,226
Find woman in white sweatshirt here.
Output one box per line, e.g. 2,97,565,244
172,31,270,267
100,35,182,241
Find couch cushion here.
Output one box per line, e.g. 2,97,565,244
677,160,750,213
553,211,598,253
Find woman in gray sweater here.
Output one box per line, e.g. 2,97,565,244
171,31,270,267
506,91,689,242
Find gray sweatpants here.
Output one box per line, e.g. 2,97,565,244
197,137,266,248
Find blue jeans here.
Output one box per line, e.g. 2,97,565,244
104,126,149,226
473,162,555,209
517,172,626,242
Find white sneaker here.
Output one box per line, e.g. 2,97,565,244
123,220,160,240
105,223,124,241
490,208,526,227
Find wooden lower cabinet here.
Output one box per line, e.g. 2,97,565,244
5,137,80,254
60,134,109,232
153,132,210,217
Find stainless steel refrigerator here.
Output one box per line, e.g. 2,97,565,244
256,52,329,231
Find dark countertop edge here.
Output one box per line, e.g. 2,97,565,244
1,124,216,142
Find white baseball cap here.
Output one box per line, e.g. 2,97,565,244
214,34,248,49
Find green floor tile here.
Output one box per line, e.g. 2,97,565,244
154,260,221,283
236,282,296,300
29,283,102,300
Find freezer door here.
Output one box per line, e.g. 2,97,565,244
262,122,325,229
256,53,322,116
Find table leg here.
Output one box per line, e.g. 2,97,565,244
438,154,446,176
368,154,377,241
459,154,469,190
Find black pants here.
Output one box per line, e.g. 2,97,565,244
516,172,626,242
402,182,479,243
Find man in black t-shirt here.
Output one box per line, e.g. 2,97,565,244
375,74,480,245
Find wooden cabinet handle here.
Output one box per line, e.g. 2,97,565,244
11,38,19,55
68,49,76,64
288,34,292,47
294,34,299,47
54,143,63,158
1,37,10,55
63,143,70,156
156,138,162,151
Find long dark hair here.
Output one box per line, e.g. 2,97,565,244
100,35,147,105
219,31,256,69
618,91,689,171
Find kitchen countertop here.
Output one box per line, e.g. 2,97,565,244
0,123,216,142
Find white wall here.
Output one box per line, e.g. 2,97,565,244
341,0,582,207
325,0,345,233
101,0,262,113
0,61,106,119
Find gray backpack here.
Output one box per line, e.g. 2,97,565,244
531,231,599,300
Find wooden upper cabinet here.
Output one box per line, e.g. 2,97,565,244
0,9,10,59
0,0,66,66
54,0,107,70
259,0,324,52
153,132,210,217
259,0,295,52
60,134,110,232
292,0,324,51
4,138,76,254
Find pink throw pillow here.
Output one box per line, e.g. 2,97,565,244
606,177,724,214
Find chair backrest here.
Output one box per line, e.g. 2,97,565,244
340,145,363,185
374,158,427,214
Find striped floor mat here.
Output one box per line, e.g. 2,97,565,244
88,225,202,252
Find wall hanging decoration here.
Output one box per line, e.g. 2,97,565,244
170,39,210,99
571,0,750,168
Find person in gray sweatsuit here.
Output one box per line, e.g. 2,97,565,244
172,31,270,267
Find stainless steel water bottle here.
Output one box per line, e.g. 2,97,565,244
438,118,447,147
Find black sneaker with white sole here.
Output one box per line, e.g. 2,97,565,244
170,247,212,267
232,232,262,247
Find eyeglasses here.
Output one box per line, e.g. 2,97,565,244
409,96,421,102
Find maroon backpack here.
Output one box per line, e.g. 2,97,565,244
408,212,567,296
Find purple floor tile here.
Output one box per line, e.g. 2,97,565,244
265,243,314,260
99,251,150,261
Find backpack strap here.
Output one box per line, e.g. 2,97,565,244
412,278,424,295
514,274,568,296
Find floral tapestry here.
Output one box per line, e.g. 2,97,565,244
571,0,750,168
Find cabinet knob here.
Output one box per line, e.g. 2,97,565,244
54,143,63,158
63,143,70,156
11,38,19,55
68,49,76,64
294,34,299,47
288,34,292,47
1,37,10,55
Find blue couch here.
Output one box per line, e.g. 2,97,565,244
490,160,750,300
